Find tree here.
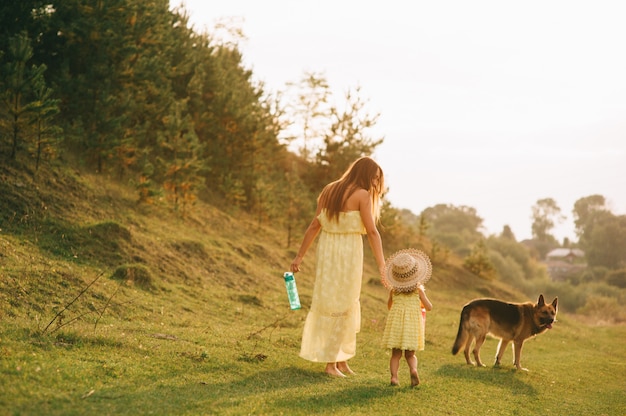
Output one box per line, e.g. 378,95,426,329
308,86,384,191
30,74,62,170
44,0,137,172
574,198,626,270
190,39,281,210
282,72,331,161
0,32,48,159
464,239,496,279
157,100,202,216
418,214,429,244
280,78,384,194
378,207,431,253
283,157,316,246
0,1,49,56
573,194,607,238
587,215,626,269
116,0,182,178
531,198,564,240
487,233,535,279
421,204,484,256
530,198,563,258
501,225,516,241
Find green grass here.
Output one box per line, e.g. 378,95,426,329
1,305,625,416
1,163,625,415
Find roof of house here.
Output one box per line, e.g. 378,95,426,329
546,248,585,258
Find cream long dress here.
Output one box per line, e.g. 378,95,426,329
299,210,366,363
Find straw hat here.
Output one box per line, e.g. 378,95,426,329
382,248,432,292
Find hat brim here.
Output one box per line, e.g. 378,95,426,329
382,248,432,292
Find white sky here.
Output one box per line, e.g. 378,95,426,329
172,0,626,242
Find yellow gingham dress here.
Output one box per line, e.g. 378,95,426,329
382,291,425,351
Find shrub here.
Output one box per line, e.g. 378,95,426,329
576,295,626,324
606,269,626,288
111,264,154,290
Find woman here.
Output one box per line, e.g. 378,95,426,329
290,156,386,377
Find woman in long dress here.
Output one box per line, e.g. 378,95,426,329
290,156,386,377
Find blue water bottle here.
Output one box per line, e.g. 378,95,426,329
283,272,301,310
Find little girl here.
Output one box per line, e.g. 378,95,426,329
381,249,433,387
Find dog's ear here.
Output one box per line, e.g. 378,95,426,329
551,297,558,309
537,294,545,306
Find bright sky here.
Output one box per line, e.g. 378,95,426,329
172,0,626,242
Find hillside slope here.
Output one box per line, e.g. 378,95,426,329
3,163,625,416
1,162,522,328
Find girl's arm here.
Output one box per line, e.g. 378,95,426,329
387,290,393,310
418,286,433,311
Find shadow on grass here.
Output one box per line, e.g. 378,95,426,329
208,366,337,390
272,383,398,414
205,366,399,414
435,364,537,396
10,365,399,415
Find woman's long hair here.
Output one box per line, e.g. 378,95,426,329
318,156,385,222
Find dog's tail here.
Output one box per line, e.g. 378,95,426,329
451,306,470,355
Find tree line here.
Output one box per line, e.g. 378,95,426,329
1,2,382,227
1,1,624,292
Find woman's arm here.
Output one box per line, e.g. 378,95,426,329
387,290,394,310
356,189,385,277
290,203,323,273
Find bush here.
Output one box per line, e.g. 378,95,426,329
606,269,626,288
576,295,626,324
489,251,524,285
111,264,154,290
516,279,585,312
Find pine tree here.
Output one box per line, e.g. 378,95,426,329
157,100,203,217
30,71,62,170
47,0,132,172
0,32,48,160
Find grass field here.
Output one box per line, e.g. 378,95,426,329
1,165,625,415
1,291,625,416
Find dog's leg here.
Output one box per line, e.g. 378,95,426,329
513,340,528,371
472,334,487,367
494,339,509,368
463,335,475,365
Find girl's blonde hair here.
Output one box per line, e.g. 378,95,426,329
318,156,385,222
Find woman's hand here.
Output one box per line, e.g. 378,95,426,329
378,263,386,279
290,256,303,273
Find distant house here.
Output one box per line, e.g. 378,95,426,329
544,248,586,281
546,248,585,263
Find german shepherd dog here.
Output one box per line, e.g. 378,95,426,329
452,294,558,371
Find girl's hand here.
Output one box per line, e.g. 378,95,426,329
418,285,433,311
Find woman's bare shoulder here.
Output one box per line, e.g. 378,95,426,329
343,188,369,211
351,188,369,199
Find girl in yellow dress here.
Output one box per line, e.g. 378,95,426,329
290,157,386,377
382,249,433,387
